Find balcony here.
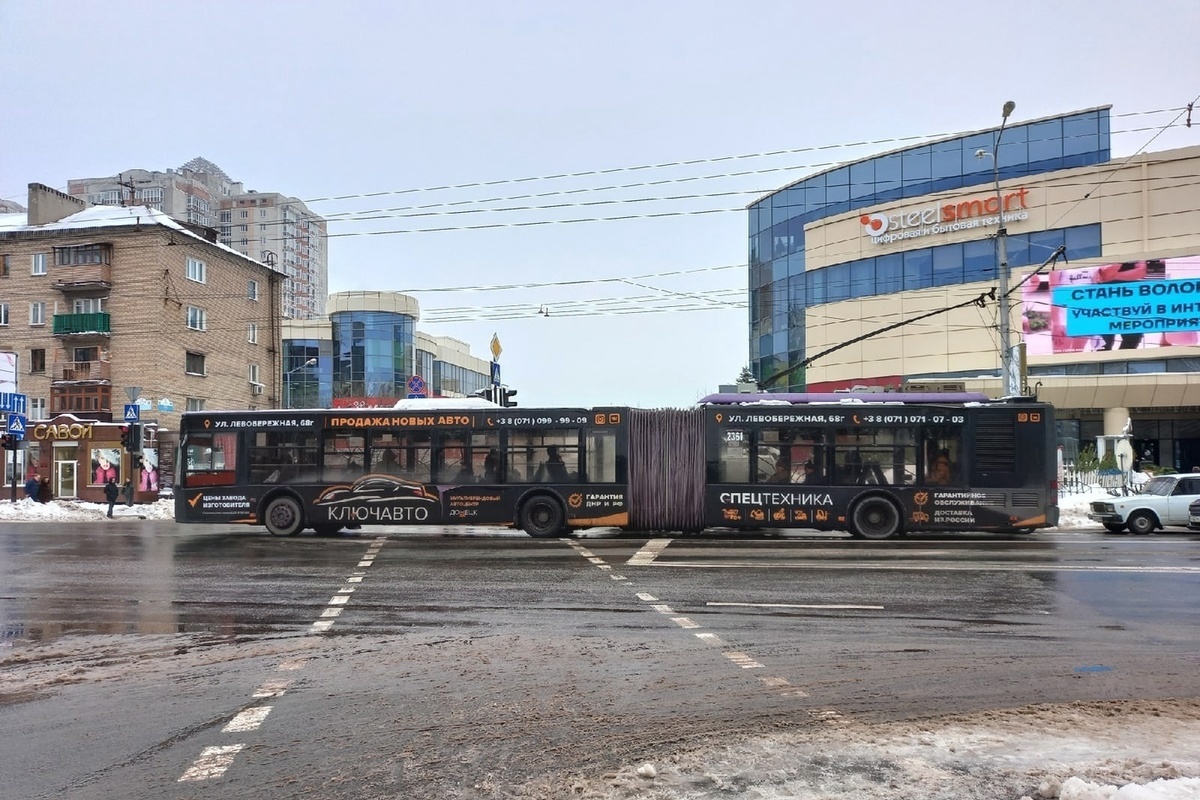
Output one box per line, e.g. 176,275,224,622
52,262,112,291
51,360,112,384
52,312,111,337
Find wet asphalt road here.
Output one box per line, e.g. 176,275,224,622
2,522,1199,799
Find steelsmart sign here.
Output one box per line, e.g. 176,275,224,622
1023,255,1200,354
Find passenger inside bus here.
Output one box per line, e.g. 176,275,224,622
927,451,954,485
544,445,570,482
800,460,820,484
452,458,476,483
765,459,792,484
482,449,500,483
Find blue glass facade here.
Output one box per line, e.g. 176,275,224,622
748,108,1112,391
330,310,415,402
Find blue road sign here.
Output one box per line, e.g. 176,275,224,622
123,404,141,422
407,374,427,396
7,413,27,439
406,393,425,399
0,392,28,415
491,361,501,386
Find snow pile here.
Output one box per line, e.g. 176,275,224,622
0,497,175,522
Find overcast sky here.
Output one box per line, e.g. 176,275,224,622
3,1,1199,408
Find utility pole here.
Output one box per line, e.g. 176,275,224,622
117,173,137,207
993,100,1018,396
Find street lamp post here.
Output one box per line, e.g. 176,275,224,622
285,357,317,409
993,100,1018,396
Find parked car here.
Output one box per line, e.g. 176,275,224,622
1088,473,1200,534
1189,498,1200,531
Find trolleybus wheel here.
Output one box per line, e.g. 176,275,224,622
264,496,305,537
850,496,902,540
1126,511,1156,536
521,496,565,538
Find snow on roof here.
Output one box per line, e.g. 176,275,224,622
0,205,281,274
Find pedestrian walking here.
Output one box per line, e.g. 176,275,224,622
24,473,40,501
122,479,134,506
37,477,52,503
104,478,119,518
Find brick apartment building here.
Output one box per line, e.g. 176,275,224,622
0,184,284,501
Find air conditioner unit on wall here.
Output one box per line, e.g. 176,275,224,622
251,384,264,395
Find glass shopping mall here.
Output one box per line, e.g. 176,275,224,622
748,106,1200,469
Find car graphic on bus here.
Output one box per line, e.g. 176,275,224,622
314,474,439,508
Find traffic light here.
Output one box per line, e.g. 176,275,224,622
499,387,518,407
120,424,142,453
0,434,14,450
473,387,498,403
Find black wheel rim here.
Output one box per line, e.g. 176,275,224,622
857,500,897,539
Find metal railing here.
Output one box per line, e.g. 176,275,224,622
1060,466,1146,496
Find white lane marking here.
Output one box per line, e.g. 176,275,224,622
222,706,272,733
277,659,308,672
636,592,658,602
610,574,628,581
336,587,355,595
319,607,343,618
628,538,673,565
347,575,364,583
650,604,674,614
357,560,374,567
587,557,606,564
310,619,334,633
760,676,790,687
708,601,885,611
695,632,723,644
253,680,290,698
328,595,350,605
179,745,245,781
671,617,700,629
811,708,850,724
643,561,1200,574
724,651,764,669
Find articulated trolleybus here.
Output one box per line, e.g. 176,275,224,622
174,392,1058,539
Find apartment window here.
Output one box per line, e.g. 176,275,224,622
29,397,46,419
73,297,104,313
239,224,248,232
259,237,267,246
30,348,46,373
185,351,206,375
186,256,207,284
1,255,9,276
248,322,258,343
247,279,259,301
186,306,207,331
0,304,8,325
260,209,267,218
248,364,261,384
220,211,232,223
73,346,98,362
241,238,248,247
54,244,110,265
259,223,267,232
239,210,248,219
29,301,45,326
31,253,48,275
186,397,206,412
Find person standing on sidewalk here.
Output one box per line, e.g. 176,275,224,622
104,478,120,518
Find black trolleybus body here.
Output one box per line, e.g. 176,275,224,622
701,392,1060,538
175,401,630,537
175,393,1058,539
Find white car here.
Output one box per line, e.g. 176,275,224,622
1088,474,1200,534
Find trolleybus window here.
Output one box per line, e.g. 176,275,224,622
922,426,963,485
368,430,432,483
324,431,366,482
249,430,319,484
184,432,238,486
831,427,915,486
585,429,619,483
505,429,581,483
758,426,826,485
714,427,750,483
